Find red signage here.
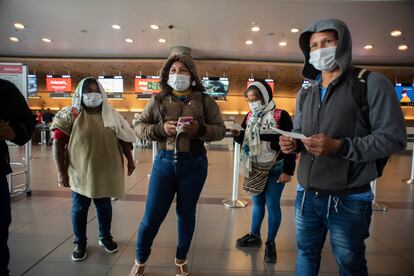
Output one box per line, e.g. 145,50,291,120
0,65,23,74
135,76,160,93
46,75,71,92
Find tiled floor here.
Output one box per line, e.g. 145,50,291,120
6,145,414,275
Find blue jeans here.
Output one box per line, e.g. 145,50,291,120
136,150,208,262
251,169,285,242
0,176,11,276
71,192,112,246
295,190,372,276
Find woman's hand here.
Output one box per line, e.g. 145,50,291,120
164,121,177,137
181,120,200,136
278,173,291,184
58,172,70,187
127,160,136,176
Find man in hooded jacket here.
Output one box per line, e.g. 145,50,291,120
279,19,406,276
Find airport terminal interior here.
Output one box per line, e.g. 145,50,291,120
1,0,414,275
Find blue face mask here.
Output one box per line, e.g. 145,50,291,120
249,101,263,115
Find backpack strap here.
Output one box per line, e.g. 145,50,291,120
299,82,313,113
273,108,282,128
351,67,371,130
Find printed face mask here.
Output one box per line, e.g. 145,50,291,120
309,46,337,72
249,101,263,115
167,74,191,91
82,92,103,107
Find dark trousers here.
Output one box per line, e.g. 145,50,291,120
71,192,112,246
0,175,11,276
136,150,208,262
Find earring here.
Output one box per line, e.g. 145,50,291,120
192,80,196,86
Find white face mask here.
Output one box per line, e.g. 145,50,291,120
82,92,103,108
168,74,191,91
309,46,337,72
249,101,263,115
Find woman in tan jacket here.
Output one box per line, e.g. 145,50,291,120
130,54,225,276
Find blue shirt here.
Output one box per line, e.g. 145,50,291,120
295,77,374,202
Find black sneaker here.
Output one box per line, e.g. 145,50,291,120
99,238,118,253
236,233,262,247
72,244,87,262
264,241,277,263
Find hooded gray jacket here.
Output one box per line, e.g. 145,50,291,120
294,19,406,194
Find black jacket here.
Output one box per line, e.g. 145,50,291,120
0,79,36,176
234,109,296,176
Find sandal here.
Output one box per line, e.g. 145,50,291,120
175,258,189,276
129,260,146,276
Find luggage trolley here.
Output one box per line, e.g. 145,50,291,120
6,142,32,197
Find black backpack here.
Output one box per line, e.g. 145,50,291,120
299,67,389,178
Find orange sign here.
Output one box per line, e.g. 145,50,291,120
135,76,160,93
46,75,71,92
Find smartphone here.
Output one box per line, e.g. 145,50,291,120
177,116,194,127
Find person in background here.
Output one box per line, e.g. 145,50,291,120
42,108,54,124
129,53,226,276
0,79,36,276
279,19,406,276
231,80,296,264
51,77,136,262
35,110,43,124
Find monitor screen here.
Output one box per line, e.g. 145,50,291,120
247,78,274,93
135,75,160,98
46,74,71,92
98,76,124,93
28,74,37,95
202,77,229,98
395,83,414,106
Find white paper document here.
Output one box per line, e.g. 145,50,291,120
230,123,244,131
270,127,308,140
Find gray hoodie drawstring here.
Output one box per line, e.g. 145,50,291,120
327,195,332,219
300,189,307,216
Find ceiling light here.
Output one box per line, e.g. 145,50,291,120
290,28,300,33
150,25,160,30
245,40,253,45
251,26,260,32
112,24,121,30
42,38,51,43
158,38,166,43
14,23,25,29
398,44,408,51
9,37,19,42
364,44,373,50
125,38,133,43
391,30,402,37
279,41,287,47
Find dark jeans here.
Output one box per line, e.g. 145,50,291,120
0,175,11,276
71,192,112,246
295,190,372,276
136,150,208,262
251,169,285,242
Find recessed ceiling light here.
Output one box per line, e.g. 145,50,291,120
251,26,260,32
112,24,121,30
279,41,287,47
125,38,133,43
150,25,160,30
42,38,51,43
290,28,300,33
14,23,25,29
9,37,19,42
158,38,166,43
391,30,402,37
364,44,373,50
245,40,253,45
398,44,408,51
